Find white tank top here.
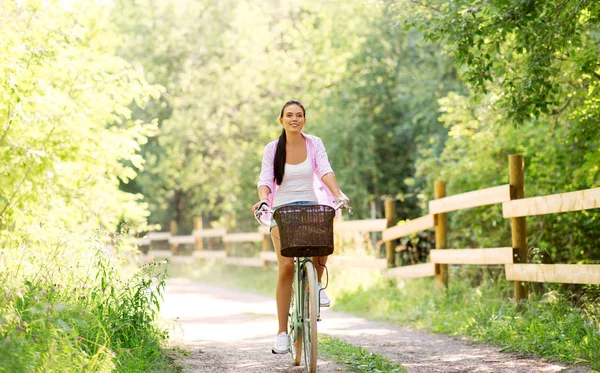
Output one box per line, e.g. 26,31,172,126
272,157,318,208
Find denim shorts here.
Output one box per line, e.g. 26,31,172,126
270,201,317,230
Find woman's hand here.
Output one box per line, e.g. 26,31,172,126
334,192,350,209
252,199,269,213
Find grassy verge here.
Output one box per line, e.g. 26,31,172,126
319,336,405,372
171,260,600,370
332,267,600,371
0,238,181,373
168,258,277,296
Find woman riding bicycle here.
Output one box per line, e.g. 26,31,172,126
252,100,349,355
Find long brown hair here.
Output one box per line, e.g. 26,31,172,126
274,100,306,185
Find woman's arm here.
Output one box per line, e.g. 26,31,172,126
313,136,348,202
252,185,272,213
254,142,275,212
321,173,348,201
258,185,271,203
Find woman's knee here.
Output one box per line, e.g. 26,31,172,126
278,258,294,276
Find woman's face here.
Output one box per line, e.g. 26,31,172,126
279,104,306,134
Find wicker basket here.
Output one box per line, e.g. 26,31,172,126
273,204,335,257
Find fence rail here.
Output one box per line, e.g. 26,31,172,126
138,155,600,302
382,215,434,242
429,247,516,265
502,187,600,217
428,184,511,214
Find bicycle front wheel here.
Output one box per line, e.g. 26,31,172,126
302,261,318,373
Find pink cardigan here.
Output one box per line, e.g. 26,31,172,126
257,133,337,211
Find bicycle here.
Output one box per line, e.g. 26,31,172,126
255,200,352,373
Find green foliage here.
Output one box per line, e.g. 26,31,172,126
0,237,172,373
395,0,600,191
330,267,600,370
396,0,600,125
415,91,600,263
0,0,159,234
320,336,406,373
1,1,175,372
315,4,463,218
112,0,463,230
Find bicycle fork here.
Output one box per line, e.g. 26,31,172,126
299,258,322,323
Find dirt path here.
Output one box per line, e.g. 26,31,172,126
160,278,591,373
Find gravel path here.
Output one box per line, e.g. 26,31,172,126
160,278,591,373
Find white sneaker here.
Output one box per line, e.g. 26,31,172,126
272,332,290,354
318,283,330,307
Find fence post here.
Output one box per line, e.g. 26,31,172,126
509,154,528,302
434,181,448,287
370,200,378,255
194,217,203,252
334,214,343,254
225,214,232,257
262,233,270,271
170,220,178,255
384,199,396,267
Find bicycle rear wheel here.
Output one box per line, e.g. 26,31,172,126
289,278,303,366
302,261,318,373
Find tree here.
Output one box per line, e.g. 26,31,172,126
395,0,600,186
0,0,159,236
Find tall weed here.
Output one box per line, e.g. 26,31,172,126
0,231,172,373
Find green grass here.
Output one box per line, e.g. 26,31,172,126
168,258,278,296
172,260,600,371
331,268,600,371
319,336,405,372
1,241,180,373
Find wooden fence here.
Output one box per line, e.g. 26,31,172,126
137,213,388,270
138,155,600,301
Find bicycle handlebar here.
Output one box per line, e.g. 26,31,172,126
253,199,353,228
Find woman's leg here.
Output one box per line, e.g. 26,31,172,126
272,226,294,334
313,255,328,283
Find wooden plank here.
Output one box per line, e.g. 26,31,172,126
505,264,600,285
428,185,511,214
147,250,172,258
329,256,387,270
136,236,151,246
384,263,437,279
223,257,263,267
502,187,600,218
147,232,171,241
192,228,227,238
223,232,263,243
382,215,434,241
194,250,227,259
260,251,277,262
334,219,388,232
168,235,195,245
430,247,515,265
